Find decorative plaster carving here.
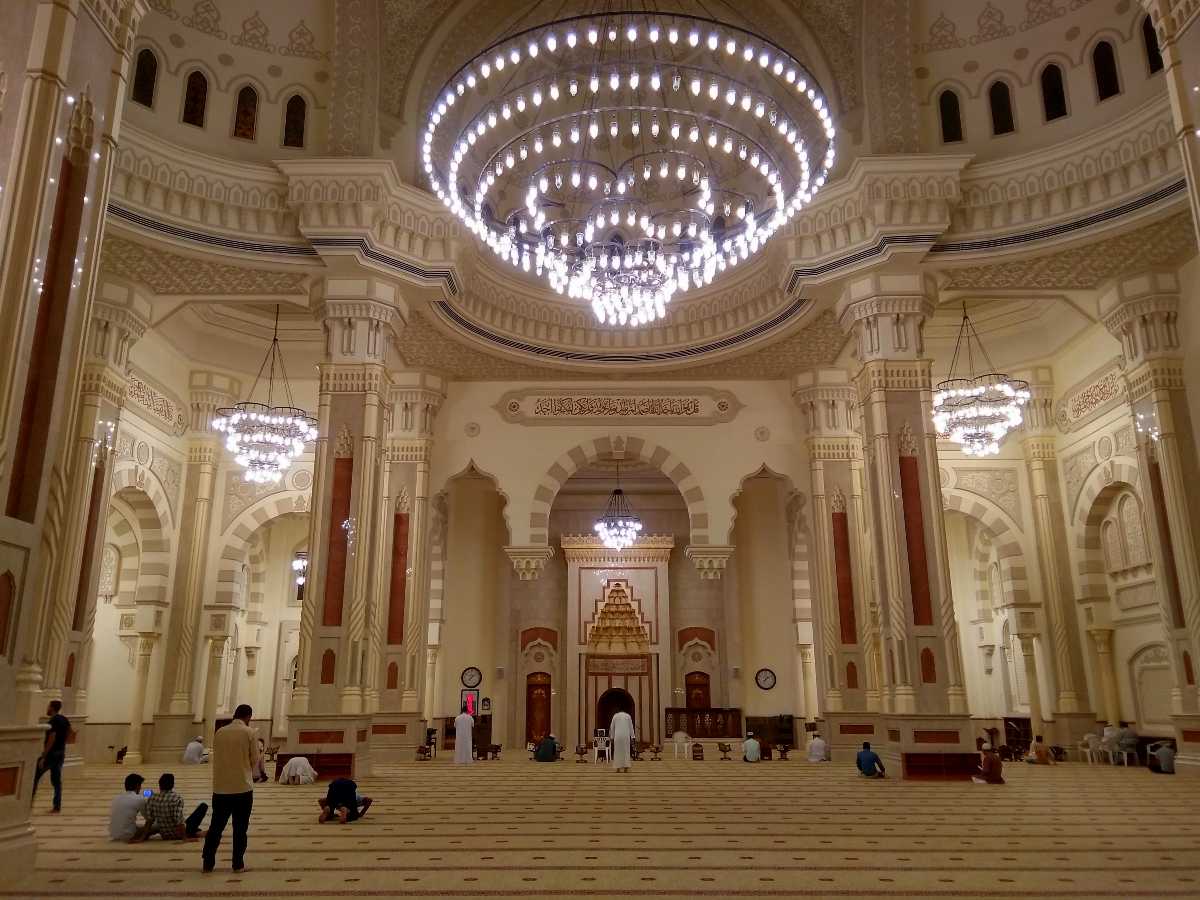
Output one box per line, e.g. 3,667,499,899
334,425,354,458
503,545,555,581
1054,358,1126,432
125,369,189,436
231,10,275,53
496,388,740,426
221,471,285,531
971,2,1015,44
329,0,380,156
920,12,965,52
182,0,227,40
395,485,410,514
830,487,847,514
149,450,183,519
100,236,308,297
953,469,1019,521
684,545,735,581
898,422,919,458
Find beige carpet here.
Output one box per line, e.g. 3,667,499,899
7,756,1200,898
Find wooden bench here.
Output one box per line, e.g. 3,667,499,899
717,742,733,760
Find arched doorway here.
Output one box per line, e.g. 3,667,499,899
526,672,551,743
685,671,711,709
596,687,635,734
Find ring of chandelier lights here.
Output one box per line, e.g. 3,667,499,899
423,12,836,328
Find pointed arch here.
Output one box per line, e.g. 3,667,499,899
938,89,963,143
527,435,709,547
1072,461,1142,597
1040,64,1068,121
215,491,310,606
941,487,1030,605
283,93,307,148
987,80,1015,135
1092,40,1122,101
181,70,209,127
232,84,259,140
1142,15,1164,75
131,48,159,108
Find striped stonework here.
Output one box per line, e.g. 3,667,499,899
528,435,709,546
941,488,1030,606
108,466,173,608
215,491,309,606
1073,461,1142,597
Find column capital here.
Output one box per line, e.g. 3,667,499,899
1099,271,1181,367
319,277,410,367
684,545,735,580
86,286,151,378
504,545,555,580
389,371,446,439
791,369,859,438
1088,626,1115,655
836,272,937,362
188,370,242,435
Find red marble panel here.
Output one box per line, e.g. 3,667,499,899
845,661,859,689
839,723,874,735
920,648,937,684
387,512,409,645
386,662,399,690
64,653,76,688
888,729,901,742
297,730,344,744
0,767,17,796
72,463,105,631
520,626,558,651
356,729,367,743
1185,651,1196,687
1180,730,1200,744
832,510,857,644
1150,460,1186,629
320,649,336,684
0,571,13,655
677,626,716,651
372,724,407,735
913,730,960,744
322,457,353,626
899,455,932,626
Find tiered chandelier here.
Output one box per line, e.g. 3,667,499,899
932,305,1030,458
422,9,836,328
213,307,318,484
291,552,309,586
594,461,643,550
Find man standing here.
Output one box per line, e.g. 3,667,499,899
610,709,634,772
33,699,71,813
201,704,258,874
453,705,474,765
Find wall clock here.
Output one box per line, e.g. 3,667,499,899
755,668,777,690
461,666,482,688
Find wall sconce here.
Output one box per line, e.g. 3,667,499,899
291,552,308,586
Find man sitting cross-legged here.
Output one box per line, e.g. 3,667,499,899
141,773,208,841
317,777,373,824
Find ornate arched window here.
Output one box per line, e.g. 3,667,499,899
131,49,158,108
182,71,208,127
233,85,259,140
1093,41,1121,100
1040,64,1068,121
1143,16,1164,75
938,89,963,143
283,94,307,148
987,81,1015,135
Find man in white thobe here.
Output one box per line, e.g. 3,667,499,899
807,734,828,762
610,710,634,772
743,732,762,763
454,707,474,765
183,736,208,764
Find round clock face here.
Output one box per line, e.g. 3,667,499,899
461,666,482,689
755,668,777,690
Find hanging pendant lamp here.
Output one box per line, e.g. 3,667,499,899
593,459,642,551
931,304,1030,457
213,306,318,484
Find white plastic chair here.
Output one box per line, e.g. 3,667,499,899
1078,735,1101,765
672,731,692,759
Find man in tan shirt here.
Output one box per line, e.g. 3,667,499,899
201,704,259,873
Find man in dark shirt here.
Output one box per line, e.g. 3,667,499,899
855,741,886,778
534,734,559,762
33,699,71,812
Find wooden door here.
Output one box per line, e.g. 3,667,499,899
525,672,551,743
685,671,711,709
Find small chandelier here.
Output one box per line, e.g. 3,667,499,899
291,552,308,586
932,305,1030,457
594,461,642,550
422,11,836,329
213,306,317,484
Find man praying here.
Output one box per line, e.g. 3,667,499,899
855,742,885,778
183,736,208,764
534,734,559,762
807,733,828,762
317,777,373,823
454,705,474,765
742,731,762,763
973,743,1005,784
610,709,634,772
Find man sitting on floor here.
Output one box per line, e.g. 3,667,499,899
973,743,1005,784
142,773,208,841
856,742,885,778
742,731,762,762
534,734,559,762
109,773,148,842
183,736,208,764
1025,735,1054,765
1150,742,1176,774
808,733,828,762
317,777,373,824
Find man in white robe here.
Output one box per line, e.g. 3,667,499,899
807,734,828,762
742,732,761,762
183,736,208,764
610,710,634,772
454,707,474,765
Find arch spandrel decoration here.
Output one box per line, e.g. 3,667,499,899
941,487,1030,605
215,491,310,605
1071,460,1141,598
527,435,710,548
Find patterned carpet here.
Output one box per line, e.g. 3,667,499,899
7,756,1200,898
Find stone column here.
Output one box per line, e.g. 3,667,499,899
148,372,239,757
42,290,148,720
1089,628,1121,727
838,273,974,769
287,277,406,772
201,638,226,746
1016,633,1045,739
1101,275,1200,709
123,635,157,765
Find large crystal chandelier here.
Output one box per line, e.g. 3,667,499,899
594,462,643,550
932,306,1030,458
213,306,317,484
422,10,836,328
